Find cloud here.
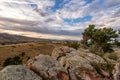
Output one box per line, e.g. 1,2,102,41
0,0,120,40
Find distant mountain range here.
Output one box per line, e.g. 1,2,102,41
0,33,43,45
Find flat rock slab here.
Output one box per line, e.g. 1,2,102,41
0,65,42,80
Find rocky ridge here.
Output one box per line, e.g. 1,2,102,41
0,46,120,80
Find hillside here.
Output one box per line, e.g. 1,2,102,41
0,33,45,45
0,41,63,70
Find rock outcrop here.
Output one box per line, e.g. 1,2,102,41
0,46,119,80
26,54,69,80
51,46,112,80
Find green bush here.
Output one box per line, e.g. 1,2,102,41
3,52,30,67
65,41,80,49
3,56,22,66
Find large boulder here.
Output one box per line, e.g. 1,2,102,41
0,65,42,80
52,46,107,70
59,54,94,70
51,46,110,80
52,46,94,69
27,54,69,80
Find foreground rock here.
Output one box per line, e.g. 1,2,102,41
0,65,42,80
52,46,111,80
27,54,69,80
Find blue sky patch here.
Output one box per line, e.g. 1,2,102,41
30,4,37,8
96,0,105,5
51,0,71,12
64,16,92,26
84,0,94,5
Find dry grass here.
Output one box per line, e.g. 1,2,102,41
0,41,63,70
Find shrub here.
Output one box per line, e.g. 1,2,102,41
65,41,80,49
1,43,5,45
20,52,25,57
3,52,30,67
12,46,16,48
3,58,13,66
89,45,97,53
3,56,22,66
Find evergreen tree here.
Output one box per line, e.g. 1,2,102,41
81,25,118,53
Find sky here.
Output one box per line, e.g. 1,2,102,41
0,0,120,40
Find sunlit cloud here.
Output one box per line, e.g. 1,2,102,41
0,0,120,40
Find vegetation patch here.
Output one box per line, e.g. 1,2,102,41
20,52,25,57
81,25,120,53
108,53,118,61
91,63,104,76
3,56,22,67
65,41,80,49
3,52,30,67
106,63,114,77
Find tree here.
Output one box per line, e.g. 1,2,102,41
119,29,120,34
81,25,118,53
113,30,120,47
81,25,96,48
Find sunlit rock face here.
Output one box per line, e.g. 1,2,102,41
27,54,69,80
51,46,111,80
